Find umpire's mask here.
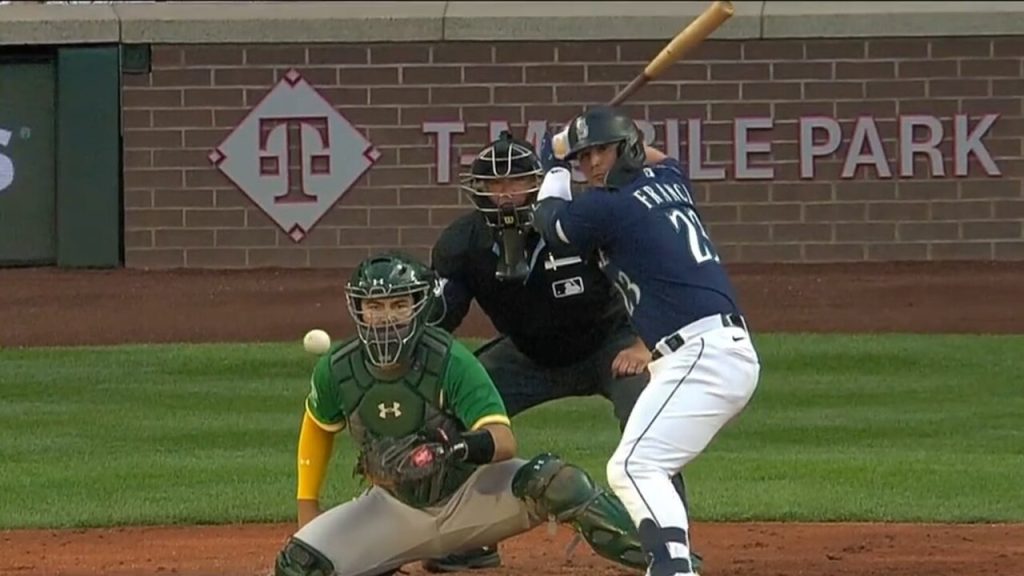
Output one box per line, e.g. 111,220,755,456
459,131,543,282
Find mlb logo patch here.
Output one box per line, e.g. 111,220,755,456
552,277,585,298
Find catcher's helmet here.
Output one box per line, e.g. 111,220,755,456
459,131,543,230
564,106,645,190
345,252,438,367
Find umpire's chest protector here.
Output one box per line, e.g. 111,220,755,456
479,245,616,324
330,330,454,442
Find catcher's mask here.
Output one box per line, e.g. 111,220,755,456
459,131,543,282
345,252,437,368
564,105,645,190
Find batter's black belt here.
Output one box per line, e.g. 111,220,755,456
651,313,748,361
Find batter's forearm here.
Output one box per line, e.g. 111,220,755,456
531,198,572,250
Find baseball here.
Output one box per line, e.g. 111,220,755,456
303,329,331,355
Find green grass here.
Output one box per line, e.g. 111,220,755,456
1,334,1022,530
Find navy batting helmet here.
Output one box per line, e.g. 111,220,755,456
564,106,645,190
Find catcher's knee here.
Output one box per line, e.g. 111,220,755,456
512,452,594,520
275,537,334,576
512,453,646,570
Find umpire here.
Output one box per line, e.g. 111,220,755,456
424,131,699,573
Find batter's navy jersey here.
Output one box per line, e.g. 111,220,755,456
534,158,742,350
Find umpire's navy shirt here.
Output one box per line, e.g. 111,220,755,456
430,211,634,367
533,158,742,350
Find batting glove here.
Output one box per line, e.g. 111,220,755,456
537,165,573,202
539,131,571,174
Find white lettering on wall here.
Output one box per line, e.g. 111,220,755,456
664,118,680,161
799,117,841,179
686,119,725,181
421,114,1003,184
842,116,892,179
734,117,774,180
0,128,13,193
423,121,464,184
900,115,945,177
955,114,1001,177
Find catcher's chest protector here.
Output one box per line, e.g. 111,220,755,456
331,328,462,451
331,328,476,506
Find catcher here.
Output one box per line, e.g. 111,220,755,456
273,251,649,576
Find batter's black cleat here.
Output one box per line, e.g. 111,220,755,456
421,546,501,573
691,550,704,574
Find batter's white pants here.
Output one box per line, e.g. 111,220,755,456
606,315,761,574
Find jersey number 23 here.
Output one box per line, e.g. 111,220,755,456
644,169,720,265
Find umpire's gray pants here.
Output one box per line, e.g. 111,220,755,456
476,322,647,429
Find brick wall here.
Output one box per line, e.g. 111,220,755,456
120,38,1024,269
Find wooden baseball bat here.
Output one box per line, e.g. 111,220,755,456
610,0,735,106
553,1,735,158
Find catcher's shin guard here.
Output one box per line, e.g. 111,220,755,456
275,537,335,576
512,452,646,571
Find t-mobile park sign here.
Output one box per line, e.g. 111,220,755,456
423,114,1001,184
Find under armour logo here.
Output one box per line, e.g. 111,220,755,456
378,402,402,419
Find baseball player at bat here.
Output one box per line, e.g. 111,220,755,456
273,251,650,576
532,107,762,576
425,132,701,573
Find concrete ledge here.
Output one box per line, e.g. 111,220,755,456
0,3,119,45
763,1,1024,38
444,1,762,41
114,1,446,44
4,1,1024,45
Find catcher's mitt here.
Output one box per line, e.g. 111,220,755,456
359,431,460,489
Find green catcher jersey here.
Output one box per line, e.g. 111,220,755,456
305,327,510,506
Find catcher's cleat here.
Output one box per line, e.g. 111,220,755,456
421,546,501,573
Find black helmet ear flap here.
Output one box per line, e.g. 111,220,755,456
603,124,645,190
